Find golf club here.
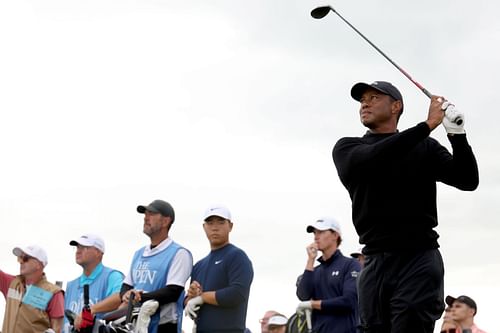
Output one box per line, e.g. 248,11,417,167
311,5,463,125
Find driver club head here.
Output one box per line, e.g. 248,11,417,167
311,6,332,19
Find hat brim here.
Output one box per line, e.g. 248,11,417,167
350,252,363,258
306,225,336,233
306,225,321,233
445,296,456,307
137,205,160,214
351,82,391,101
12,247,24,257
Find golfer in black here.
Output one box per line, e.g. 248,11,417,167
332,81,479,333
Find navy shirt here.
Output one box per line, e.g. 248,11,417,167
297,250,361,333
191,243,253,333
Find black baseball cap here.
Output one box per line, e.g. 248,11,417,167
445,295,477,315
351,81,404,112
137,200,175,222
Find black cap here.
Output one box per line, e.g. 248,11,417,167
351,81,404,112
137,200,175,222
445,295,477,315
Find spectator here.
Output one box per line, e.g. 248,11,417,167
349,247,366,268
267,314,287,333
107,199,193,333
440,306,461,333
64,233,124,332
1,245,64,333
260,310,279,333
296,217,361,333
185,204,254,333
446,295,487,333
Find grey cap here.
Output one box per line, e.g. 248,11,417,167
351,81,404,112
137,200,175,222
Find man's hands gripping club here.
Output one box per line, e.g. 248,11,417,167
441,101,465,134
426,96,465,134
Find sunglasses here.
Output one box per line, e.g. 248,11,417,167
19,254,35,263
440,329,457,333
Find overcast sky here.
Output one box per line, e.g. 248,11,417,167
1,0,499,332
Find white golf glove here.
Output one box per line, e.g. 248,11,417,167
442,102,465,134
296,300,313,314
185,296,204,319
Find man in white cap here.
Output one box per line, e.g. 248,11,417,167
350,247,366,268
63,233,124,333
185,204,254,333
266,314,288,333
296,217,361,333
0,245,64,333
259,310,280,333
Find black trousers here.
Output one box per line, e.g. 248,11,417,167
358,249,445,333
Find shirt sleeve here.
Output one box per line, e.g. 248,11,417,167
105,270,125,296
46,290,65,319
296,270,314,301
165,248,193,287
214,250,254,307
0,270,16,297
435,134,479,190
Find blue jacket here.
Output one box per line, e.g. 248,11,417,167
297,250,361,333
191,243,253,333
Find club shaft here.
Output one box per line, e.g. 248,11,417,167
330,7,432,99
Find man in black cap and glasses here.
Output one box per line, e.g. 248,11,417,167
446,295,487,333
333,81,479,333
105,199,193,333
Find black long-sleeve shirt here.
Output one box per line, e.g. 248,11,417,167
333,122,479,254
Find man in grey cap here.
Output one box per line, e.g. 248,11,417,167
63,233,124,333
333,81,479,332
111,199,193,333
1,245,64,333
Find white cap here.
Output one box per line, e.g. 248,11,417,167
69,233,105,253
350,246,364,258
13,245,49,267
203,204,232,221
268,314,288,327
306,217,342,236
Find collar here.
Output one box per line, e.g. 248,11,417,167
142,237,172,257
79,263,103,285
318,249,342,264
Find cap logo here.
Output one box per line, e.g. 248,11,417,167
373,81,379,85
